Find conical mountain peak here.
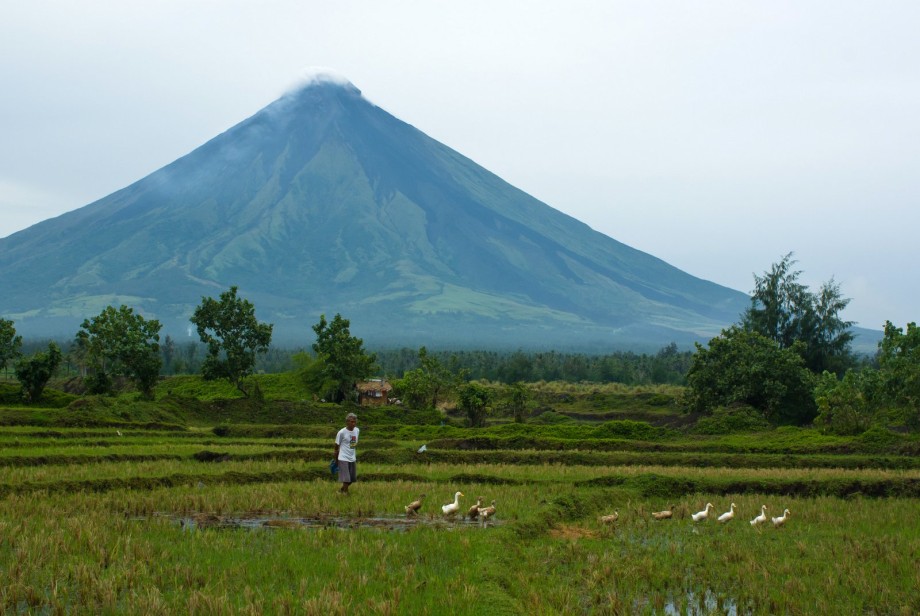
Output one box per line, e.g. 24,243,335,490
284,68,362,99
0,76,749,349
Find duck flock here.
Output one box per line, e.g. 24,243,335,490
404,491,498,527
404,492,791,530
602,503,791,528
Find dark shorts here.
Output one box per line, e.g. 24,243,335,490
338,461,357,483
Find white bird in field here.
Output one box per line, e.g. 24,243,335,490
478,500,496,527
404,493,426,516
599,510,619,524
652,505,675,520
691,503,714,522
417,444,427,453
750,505,768,526
771,509,791,528
441,491,464,516
717,503,737,524
116,430,122,437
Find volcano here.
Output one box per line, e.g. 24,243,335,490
0,72,749,350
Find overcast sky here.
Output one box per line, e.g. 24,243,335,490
2,1,918,330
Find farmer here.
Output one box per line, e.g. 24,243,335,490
334,412,359,494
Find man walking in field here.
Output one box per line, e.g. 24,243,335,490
334,412,359,494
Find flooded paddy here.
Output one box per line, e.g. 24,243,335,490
139,511,503,532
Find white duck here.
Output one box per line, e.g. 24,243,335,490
771,508,791,528
441,491,464,516
750,505,768,526
717,503,737,524
691,503,714,522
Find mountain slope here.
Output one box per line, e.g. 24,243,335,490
0,75,750,349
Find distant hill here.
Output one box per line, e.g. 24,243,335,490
0,74,753,350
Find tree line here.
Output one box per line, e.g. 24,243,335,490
2,254,918,434
685,253,917,433
1,286,376,406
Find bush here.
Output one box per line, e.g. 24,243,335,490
15,343,63,403
814,369,881,435
686,327,817,424
858,426,902,452
530,410,574,425
84,372,113,395
692,405,772,435
594,419,664,440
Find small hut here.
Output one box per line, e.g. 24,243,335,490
355,379,393,407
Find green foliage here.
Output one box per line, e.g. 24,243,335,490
593,419,668,440
686,327,817,424
191,286,273,397
525,382,681,423
77,305,163,398
0,318,23,374
0,381,76,408
208,405,443,436
392,368,429,409
529,410,574,424
877,321,920,429
14,342,63,403
311,314,376,403
503,381,530,423
742,253,854,374
456,381,493,427
857,426,902,452
691,405,772,435
84,372,114,396
496,351,534,383
814,369,881,435
292,352,335,401
391,347,455,409
375,344,694,386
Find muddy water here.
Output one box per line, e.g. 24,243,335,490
141,512,501,532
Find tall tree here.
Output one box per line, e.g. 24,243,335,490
393,346,456,409
877,321,920,429
161,335,177,375
191,286,273,397
742,253,854,374
457,381,493,428
0,318,23,376
15,342,62,403
77,305,163,397
506,381,530,423
311,313,376,403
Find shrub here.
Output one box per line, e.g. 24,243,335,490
594,419,664,440
530,410,573,425
814,370,880,435
686,327,817,424
692,405,772,435
858,426,902,452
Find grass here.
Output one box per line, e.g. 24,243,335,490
1,474,919,614
2,381,920,613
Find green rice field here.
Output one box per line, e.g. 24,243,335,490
2,410,919,614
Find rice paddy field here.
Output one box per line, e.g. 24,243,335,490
2,408,920,614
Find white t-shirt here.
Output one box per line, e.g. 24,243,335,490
335,427,359,463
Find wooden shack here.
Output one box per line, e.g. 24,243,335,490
355,379,393,407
